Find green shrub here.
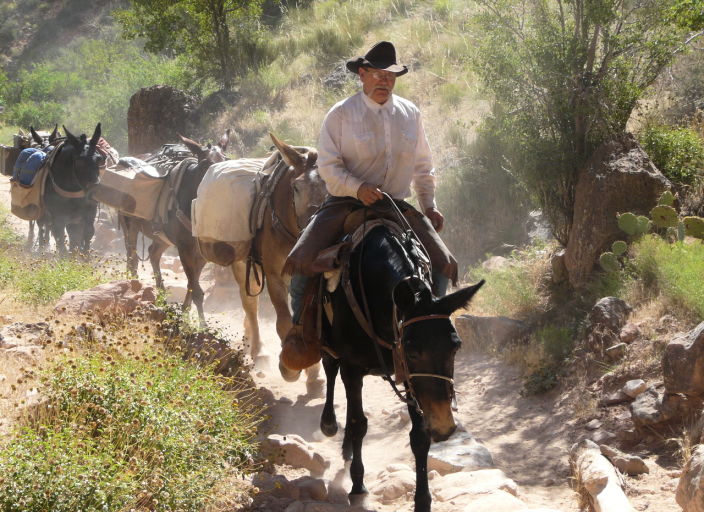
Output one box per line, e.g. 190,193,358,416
0,351,258,512
15,257,103,305
630,234,704,317
4,101,66,130
536,325,573,363
639,125,704,185
523,365,561,395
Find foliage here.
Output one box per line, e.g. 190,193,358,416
0,206,21,249
523,365,561,395
471,0,696,244
1,28,192,152
630,234,704,317
0,351,259,511
14,257,104,305
466,244,545,318
639,125,704,185
115,0,266,90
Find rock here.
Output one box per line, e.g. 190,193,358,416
663,322,704,395
4,345,43,363
570,439,636,512
262,434,329,477
127,85,198,155
432,469,519,503
599,445,649,475
551,249,568,284
459,490,526,511
428,430,494,474
629,389,691,430
322,63,355,90
369,469,416,501
590,429,616,445
622,380,648,398
53,280,156,318
564,133,670,287
619,324,640,344
605,343,627,361
677,444,704,511
252,472,300,499
292,476,327,501
600,390,632,406
0,322,51,348
589,298,632,334
455,315,530,352
586,419,602,430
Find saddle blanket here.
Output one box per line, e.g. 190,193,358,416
191,157,270,242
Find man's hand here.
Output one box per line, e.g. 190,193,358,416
357,182,384,206
425,207,444,232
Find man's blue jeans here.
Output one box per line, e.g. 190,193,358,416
289,271,449,324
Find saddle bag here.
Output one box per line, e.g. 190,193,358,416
10,164,49,221
92,166,167,220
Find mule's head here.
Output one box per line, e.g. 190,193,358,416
269,132,327,230
393,277,485,442
61,123,104,187
29,124,60,149
179,129,230,163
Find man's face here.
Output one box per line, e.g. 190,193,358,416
359,67,396,104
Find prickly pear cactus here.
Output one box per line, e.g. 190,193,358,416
684,216,704,239
617,212,639,235
650,205,679,229
658,190,675,206
612,240,627,256
636,216,651,235
599,252,620,273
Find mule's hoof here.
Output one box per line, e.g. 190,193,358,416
348,490,368,506
320,419,338,437
279,359,301,382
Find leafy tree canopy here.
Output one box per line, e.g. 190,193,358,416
114,0,267,91
472,0,701,244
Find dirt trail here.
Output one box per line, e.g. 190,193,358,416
207,303,580,511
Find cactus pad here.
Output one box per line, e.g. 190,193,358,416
684,216,704,239
650,205,679,228
599,252,620,273
658,190,675,206
636,216,651,234
612,240,627,256
617,212,639,235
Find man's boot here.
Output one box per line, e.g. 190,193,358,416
279,275,323,381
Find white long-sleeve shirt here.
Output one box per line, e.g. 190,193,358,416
317,91,437,211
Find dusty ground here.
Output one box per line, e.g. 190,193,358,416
0,173,684,511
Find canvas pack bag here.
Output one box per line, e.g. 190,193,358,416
92,165,167,220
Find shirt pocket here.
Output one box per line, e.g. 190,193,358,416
353,131,375,160
400,128,417,155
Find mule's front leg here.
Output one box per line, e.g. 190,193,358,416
340,365,368,501
409,403,432,512
320,354,339,437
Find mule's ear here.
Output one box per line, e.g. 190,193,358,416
306,149,318,168
89,123,101,147
179,133,207,159
30,126,43,145
49,124,59,143
219,128,231,151
270,132,305,170
63,125,82,149
393,276,431,314
436,279,485,315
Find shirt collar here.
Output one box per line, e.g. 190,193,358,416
361,90,395,113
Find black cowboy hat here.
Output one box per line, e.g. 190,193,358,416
346,41,408,76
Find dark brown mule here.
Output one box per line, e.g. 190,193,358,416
118,131,230,323
198,134,327,385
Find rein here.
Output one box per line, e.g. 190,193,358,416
339,196,452,411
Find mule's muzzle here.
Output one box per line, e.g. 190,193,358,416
430,422,456,442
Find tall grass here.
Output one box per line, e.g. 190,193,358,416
630,234,704,318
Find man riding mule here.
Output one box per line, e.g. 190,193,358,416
280,41,458,379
